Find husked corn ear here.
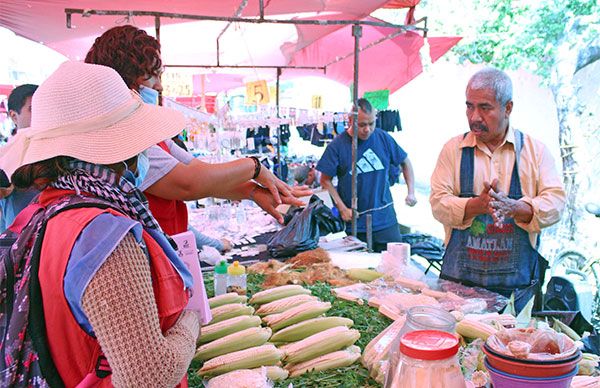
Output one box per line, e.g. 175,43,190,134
251,366,289,381
194,327,272,362
286,346,361,377
263,301,331,331
283,326,360,364
270,316,354,343
346,268,384,282
199,315,262,344
208,293,248,308
256,294,318,316
209,303,254,324
249,285,311,305
206,369,267,388
456,318,497,340
197,344,283,376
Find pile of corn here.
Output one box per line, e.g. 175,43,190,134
195,285,361,383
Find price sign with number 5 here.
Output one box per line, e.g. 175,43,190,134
246,80,270,105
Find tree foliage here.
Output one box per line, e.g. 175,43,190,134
451,0,599,80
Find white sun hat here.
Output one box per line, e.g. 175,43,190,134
0,61,186,178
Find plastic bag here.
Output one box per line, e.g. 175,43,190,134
268,195,343,258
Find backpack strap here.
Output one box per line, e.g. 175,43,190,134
28,199,117,387
7,203,43,234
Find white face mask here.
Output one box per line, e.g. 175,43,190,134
139,85,159,105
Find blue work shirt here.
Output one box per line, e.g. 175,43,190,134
316,128,407,233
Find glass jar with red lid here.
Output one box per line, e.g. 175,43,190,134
385,330,466,388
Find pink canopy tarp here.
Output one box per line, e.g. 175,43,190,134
0,0,391,63
0,1,460,95
285,16,461,94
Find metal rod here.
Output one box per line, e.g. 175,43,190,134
155,15,161,41
64,8,425,31
216,0,249,67
276,67,282,179
351,24,362,237
259,0,264,20
366,213,373,252
164,64,326,71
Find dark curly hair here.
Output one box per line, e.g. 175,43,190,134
84,25,162,90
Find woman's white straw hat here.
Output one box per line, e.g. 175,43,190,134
0,61,186,178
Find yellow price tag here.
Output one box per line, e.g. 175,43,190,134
312,95,323,109
161,72,193,97
246,80,270,105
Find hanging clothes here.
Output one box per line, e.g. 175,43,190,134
376,110,402,132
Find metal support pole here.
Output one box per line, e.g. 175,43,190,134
276,67,282,179
366,213,373,252
65,9,424,32
259,0,265,20
155,16,162,106
350,24,362,237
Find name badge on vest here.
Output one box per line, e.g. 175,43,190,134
171,231,212,325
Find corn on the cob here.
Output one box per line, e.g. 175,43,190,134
456,318,497,340
286,346,361,377
209,303,254,324
197,344,283,376
249,285,311,305
199,315,262,344
255,294,318,316
251,366,289,381
208,293,248,309
194,327,272,362
270,316,354,343
553,317,581,341
206,369,268,388
263,301,331,331
346,268,384,282
283,326,360,364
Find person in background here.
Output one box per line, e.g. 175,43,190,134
0,84,39,232
430,67,566,307
85,25,309,238
317,98,416,252
0,61,199,387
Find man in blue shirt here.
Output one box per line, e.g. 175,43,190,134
0,84,39,232
317,98,416,252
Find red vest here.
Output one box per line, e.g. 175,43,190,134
37,188,189,387
145,141,189,236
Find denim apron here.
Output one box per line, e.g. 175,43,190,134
440,130,547,309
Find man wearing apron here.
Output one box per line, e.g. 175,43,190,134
430,67,566,312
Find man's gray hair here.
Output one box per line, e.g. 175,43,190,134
467,67,513,106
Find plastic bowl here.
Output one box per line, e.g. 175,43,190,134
485,359,578,388
483,343,581,365
484,346,581,378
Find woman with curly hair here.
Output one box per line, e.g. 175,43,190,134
85,25,310,240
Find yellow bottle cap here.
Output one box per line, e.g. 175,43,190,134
227,261,246,275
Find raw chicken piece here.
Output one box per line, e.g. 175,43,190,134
507,340,532,358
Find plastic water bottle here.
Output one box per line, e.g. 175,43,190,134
214,260,228,296
227,261,247,296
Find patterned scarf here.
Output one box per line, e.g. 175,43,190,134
51,160,162,231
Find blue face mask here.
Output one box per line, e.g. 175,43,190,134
139,85,159,105
123,152,149,187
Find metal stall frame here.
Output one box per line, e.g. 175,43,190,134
64,4,428,243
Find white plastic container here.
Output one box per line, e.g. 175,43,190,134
214,260,228,296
